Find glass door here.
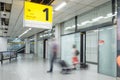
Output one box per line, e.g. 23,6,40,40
98,26,116,77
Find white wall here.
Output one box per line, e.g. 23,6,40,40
0,37,7,51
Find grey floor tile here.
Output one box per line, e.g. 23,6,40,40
0,54,116,80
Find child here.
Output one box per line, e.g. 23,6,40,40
72,45,79,70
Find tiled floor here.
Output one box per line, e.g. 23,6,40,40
0,54,116,80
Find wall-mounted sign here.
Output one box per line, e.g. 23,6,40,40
24,1,53,29
99,40,104,45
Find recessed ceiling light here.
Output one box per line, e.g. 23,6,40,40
54,2,67,11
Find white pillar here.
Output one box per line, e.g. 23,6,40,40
34,34,38,54
55,24,61,58
0,37,7,51
25,39,30,54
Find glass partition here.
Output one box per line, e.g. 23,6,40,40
61,33,80,65
61,18,75,35
77,1,112,30
86,30,98,63
99,26,116,77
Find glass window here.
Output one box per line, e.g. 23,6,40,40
61,18,75,34
77,1,112,29
38,28,55,40
86,30,98,63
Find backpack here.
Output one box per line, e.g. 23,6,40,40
75,50,79,56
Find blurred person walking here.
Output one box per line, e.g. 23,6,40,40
47,38,58,73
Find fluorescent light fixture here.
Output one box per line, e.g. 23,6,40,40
104,16,112,19
18,28,32,38
91,16,104,23
107,27,113,30
54,2,67,11
99,29,104,31
77,24,81,26
115,11,117,15
103,13,115,19
14,38,19,41
65,27,71,30
30,39,34,41
107,13,112,17
81,21,91,25
77,13,116,28
40,35,43,38
72,25,75,28
49,33,52,36
65,25,76,30
94,30,98,32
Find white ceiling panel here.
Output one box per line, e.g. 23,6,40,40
52,0,64,6
7,0,24,37
21,29,43,38
53,2,85,23
14,27,27,38
63,4,85,14
53,0,110,25
90,0,110,7
70,0,97,5
11,10,23,37
0,0,12,4
75,6,94,16
53,6,94,24
56,2,78,12
0,0,111,38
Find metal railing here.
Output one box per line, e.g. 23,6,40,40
0,51,17,64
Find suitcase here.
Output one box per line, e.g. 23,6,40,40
58,60,71,74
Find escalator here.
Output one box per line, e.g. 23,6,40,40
16,45,25,53
16,45,34,54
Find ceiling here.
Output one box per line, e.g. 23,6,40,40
0,0,110,38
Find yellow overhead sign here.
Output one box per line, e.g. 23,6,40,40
24,1,53,29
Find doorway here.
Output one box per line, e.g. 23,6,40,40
38,41,43,58
84,26,116,77
43,39,51,59
30,41,34,54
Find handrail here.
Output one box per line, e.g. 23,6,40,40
0,51,17,64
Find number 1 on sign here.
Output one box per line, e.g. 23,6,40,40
43,8,49,21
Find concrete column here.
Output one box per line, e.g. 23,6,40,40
34,34,38,54
55,24,61,58
0,37,7,51
25,38,30,54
